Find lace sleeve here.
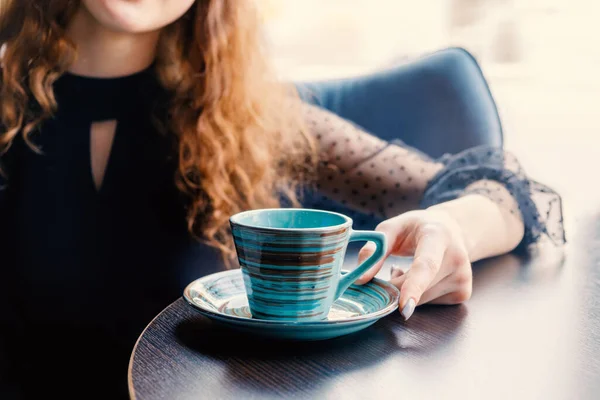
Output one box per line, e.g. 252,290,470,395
421,147,565,246
304,103,565,248
304,103,444,217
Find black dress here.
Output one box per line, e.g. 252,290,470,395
0,68,223,398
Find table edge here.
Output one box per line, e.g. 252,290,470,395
127,298,184,400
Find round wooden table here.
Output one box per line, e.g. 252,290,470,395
129,216,600,400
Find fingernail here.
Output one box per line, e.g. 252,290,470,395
390,264,404,279
401,298,416,321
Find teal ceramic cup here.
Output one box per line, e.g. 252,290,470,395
230,208,387,322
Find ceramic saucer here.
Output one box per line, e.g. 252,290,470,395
183,269,399,341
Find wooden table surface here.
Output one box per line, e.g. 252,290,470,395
129,212,600,400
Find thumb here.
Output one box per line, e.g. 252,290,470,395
354,241,383,285
354,217,408,284
357,241,377,264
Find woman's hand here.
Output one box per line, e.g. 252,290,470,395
356,208,473,320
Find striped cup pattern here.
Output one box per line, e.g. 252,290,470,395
231,224,351,321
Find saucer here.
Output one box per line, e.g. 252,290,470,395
183,269,399,341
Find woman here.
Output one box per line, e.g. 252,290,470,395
0,0,563,397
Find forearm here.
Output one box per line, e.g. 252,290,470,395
429,192,525,262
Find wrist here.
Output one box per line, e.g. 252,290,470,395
427,193,520,262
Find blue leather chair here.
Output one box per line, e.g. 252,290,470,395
297,47,503,228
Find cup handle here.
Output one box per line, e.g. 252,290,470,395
334,230,388,300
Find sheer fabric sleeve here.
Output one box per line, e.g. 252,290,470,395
304,103,565,248
421,147,565,246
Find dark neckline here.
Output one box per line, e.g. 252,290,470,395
54,65,162,122
61,65,155,84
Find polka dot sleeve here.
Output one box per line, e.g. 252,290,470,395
421,147,565,247
304,103,565,248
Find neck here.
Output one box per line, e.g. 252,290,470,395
66,7,160,78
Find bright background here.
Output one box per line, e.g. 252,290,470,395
260,0,600,224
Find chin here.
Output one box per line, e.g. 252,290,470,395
82,0,194,34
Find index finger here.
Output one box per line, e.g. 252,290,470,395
399,228,447,319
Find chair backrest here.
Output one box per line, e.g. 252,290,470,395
297,47,502,158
